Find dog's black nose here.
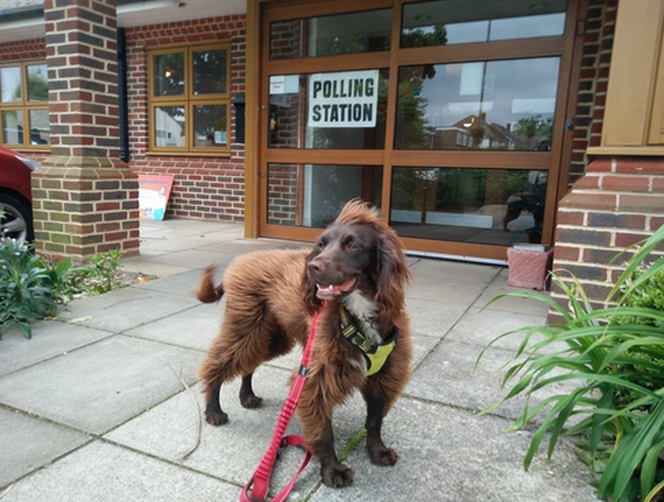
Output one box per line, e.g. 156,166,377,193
308,260,324,274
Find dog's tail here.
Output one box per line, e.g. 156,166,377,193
197,266,225,303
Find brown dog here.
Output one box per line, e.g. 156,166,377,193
196,200,413,488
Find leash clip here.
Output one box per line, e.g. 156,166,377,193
298,364,309,377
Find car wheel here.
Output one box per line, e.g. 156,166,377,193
0,193,33,242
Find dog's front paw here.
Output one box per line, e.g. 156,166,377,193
368,445,398,466
204,409,229,426
321,465,354,488
240,395,263,409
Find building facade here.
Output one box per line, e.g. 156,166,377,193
1,0,663,309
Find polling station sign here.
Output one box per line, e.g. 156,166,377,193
308,70,379,128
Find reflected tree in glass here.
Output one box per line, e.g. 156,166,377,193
513,114,553,151
401,24,447,48
395,63,439,149
1,67,21,103
27,65,48,101
153,53,185,96
193,49,227,95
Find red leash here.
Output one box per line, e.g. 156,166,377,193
240,309,322,502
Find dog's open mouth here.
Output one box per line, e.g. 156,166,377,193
316,277,356,299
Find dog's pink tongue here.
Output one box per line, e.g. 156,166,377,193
317,277,356,296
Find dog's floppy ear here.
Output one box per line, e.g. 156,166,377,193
302,249,323,314
374,226,410,326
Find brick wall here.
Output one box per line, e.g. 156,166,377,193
568,0,617,186
125,15,247,222
552,158,664,312
267,164,299,225
0,38,45,61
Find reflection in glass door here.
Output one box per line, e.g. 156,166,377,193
258,0,578,260
395,58,561,152
390,167,547,246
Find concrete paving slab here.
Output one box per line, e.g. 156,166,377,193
0,407,90,488
410,258,502,282
406,339,574,423
124,303,220,351
0,321,113,377
475,268,553,316
307,397,600,502
443,305,549,352
55,288,200,332
106,372,376,498
132,248,226,270
133,268,213,298
120,259,192,278
1,440,240,501
0,335,202,435
105,368,323,493
197,238,298,254
408,260,501,303
406,297,469,339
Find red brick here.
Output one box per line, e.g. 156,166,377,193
614,232,652,249
618,194,664,213
586,158,613,173
601,175,650,192
553,244,580,261
614,158,664,175
560,192,617,211
556,209,585,226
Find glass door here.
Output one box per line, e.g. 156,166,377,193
257,0,579,260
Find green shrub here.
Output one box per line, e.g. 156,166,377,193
477,225,664,502
56,249,122,302
0,238,61,339
0,240,125,339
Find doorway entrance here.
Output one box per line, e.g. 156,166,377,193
250,0,581,261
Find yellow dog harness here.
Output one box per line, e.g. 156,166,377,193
339,309,398,376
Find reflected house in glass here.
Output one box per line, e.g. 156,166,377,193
431,113,518,150
154,107,185,148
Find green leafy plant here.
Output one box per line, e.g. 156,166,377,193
57,249,123,302
0,238,58,338
476,224,664,502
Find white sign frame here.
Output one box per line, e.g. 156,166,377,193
307,70,379,128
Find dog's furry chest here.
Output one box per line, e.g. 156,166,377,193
342,290,383,346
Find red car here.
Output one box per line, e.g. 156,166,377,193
0,145,40,242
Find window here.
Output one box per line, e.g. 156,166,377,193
267,70,389,149
148,43,231,155
395,58,561,151
0,62,49,148
269,8,393,60
401,0,566,47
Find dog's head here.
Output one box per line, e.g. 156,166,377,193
303,200,410,328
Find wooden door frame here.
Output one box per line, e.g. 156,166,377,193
246,0,585,261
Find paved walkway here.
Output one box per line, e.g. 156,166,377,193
0,219,599,501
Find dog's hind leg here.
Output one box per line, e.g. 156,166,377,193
199,334,265,426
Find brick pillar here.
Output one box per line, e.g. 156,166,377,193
33,0,139,260
551,157,664,319
568,0,617,186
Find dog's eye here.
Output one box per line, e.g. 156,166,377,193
346,241,359,251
